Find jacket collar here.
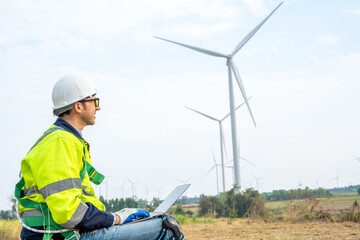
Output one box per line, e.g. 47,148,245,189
54,118,84,140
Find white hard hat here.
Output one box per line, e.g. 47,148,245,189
52,75,97,110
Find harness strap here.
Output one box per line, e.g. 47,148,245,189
81,146,104,185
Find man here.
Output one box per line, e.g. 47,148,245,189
16,76,181,240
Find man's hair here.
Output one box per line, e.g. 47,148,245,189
53,103,74,117
53,102,87,117
55,109,71,118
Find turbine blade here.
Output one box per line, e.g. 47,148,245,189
240,156,256,167
230,60,257,127
185,106,219,122
221,97,251,121
185,176,192,183
155,36,228,58
212,151,217,164
230,2,283,57
205,165,216,175
126,177,133,184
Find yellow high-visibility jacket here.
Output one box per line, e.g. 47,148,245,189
19,124,105,229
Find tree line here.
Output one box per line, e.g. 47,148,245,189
263,187,332,201
328,185,360,194
198,188,266,218
99,196,163,212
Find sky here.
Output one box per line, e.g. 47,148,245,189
1,0,360,210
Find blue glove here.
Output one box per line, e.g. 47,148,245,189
114,208,150,224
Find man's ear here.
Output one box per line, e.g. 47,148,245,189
73,102,82,113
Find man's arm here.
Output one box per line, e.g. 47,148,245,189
74,202,116,232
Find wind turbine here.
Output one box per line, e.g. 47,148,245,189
252,174,265,193
118,181,127,198
142,183,153,200
206,152,233,195
177,176,192,184
226,151,256,186
185,99,249,192
225,154,257,167
353,156,360,162
330,170,339,188
298,177,303,189
127,177,142,199
114,182,127,199
156,2,283,190
206,152,220,195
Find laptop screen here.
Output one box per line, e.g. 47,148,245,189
154,184,191,213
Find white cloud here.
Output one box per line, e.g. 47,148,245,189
241,0,267,17
344,7,360,15
338,52,360,81
163,21,239,38
316,35,340,45
0,0,242,43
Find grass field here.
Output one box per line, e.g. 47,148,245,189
2,218,360,240
266,194,360,212
2,194,360,240
182,219,360,240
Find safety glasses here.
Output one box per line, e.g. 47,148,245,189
79,98,100,107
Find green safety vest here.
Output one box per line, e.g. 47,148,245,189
15,126,105,240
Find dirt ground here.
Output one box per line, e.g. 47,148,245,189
182,219,360,240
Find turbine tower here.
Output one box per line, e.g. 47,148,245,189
156,2,283,190
185,99,249,192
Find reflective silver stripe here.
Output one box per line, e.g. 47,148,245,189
81,186,95,197
60,201,88,229
29,127,63,153
20,209,43,218
40,178,82,199
25,186,40,197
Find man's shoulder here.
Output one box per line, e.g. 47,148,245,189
38,125,83,148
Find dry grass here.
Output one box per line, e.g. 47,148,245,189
3,218,360,239
0,219,21,240
182,218,360,240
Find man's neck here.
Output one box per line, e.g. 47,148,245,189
60,116,85,132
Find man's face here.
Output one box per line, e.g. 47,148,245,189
79,96,101,126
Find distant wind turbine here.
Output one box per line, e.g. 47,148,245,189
206,152,220,195
114,181,127,198
225,153,256,167
353,155,360,162
127,177,142,198
156,2,283,190
252,174,265,192
142,183,153,200
185,99,249,192
225,152,256,186
206,151,233,195
177,176,192,184
298,177,303,189
330,170,339,188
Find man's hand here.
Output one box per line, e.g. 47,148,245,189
114,208,150,225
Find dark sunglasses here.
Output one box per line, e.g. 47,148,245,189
78,98,100,107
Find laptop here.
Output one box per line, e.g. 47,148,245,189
129,184,191,223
